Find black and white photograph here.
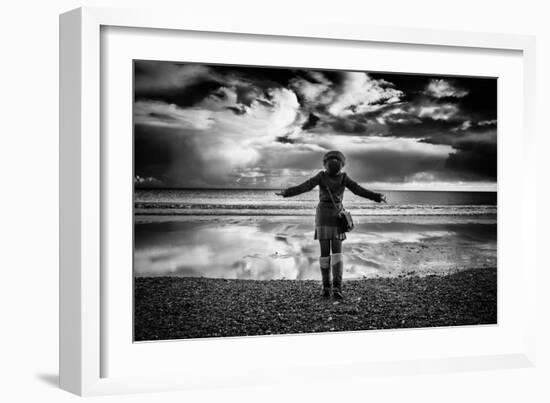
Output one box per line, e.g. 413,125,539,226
133,61,497,341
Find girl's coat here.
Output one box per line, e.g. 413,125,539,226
282,171,381,240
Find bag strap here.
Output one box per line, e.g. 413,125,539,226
323,172,343,212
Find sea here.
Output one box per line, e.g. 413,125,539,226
134,188,497,279
134,188,497,217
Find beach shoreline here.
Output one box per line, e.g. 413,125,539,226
134,267,497,341
134,215,497,279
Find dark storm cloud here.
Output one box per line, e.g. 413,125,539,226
301,113,320,130
147,112,177,122
275,135,296,144
345,148,448,183
135,123,255,188
225,106,247,115
135,60,301,108
357,74,496,182
134,124,200,186
370,73,496,121
330,119,368,134
446,141,497,180
422,128,498,180
135,80,224,108
134,61,497,189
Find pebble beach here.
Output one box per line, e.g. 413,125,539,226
134,267,497,341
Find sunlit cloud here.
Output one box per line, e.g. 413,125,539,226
425,79,469,98
134,62,497,190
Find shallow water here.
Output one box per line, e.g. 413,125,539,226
134,215,497,279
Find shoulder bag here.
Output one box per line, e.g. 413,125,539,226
324,174,354,233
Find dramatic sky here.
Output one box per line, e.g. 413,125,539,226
134,61,497,191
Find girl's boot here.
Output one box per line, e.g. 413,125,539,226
331,253,344,300
319,256,331,297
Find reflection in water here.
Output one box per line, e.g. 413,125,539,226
135,222,321,280
134,216,497,280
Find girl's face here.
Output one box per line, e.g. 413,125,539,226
325,158,343,176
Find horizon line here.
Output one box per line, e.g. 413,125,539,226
134,186,497,192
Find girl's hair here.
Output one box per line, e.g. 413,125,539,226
323,150,346,167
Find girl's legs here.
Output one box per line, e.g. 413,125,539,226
319,240,331,257
318,240,332,297
319,239,346,298
331,239,342,254
330,239,344,299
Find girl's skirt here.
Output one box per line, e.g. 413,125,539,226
314,201,347,241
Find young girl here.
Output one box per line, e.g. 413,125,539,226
275,151,386,299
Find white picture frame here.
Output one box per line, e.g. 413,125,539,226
59,6,537,396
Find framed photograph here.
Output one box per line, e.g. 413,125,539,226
60,7,537,396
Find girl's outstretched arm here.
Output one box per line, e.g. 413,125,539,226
344,174,384,202
277,171,322,197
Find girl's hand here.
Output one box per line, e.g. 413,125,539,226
379,193,387,204
275,190,286,197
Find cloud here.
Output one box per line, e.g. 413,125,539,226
375,106,422,125
134,100,214,130
478,119,497,127
289,77,333,104
417,103,460,121
451,120,472,132
446,129,497,179
135,85,305,187
288,72,405,135
271,133,455,185
134,62,497,188
451,119,497,133
328,73,402,117
134,175,163,187
345,145,453,184
135,62,213,92
424,79,469,98
421,128,497,180
134,62,228,108
446,145,496,179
